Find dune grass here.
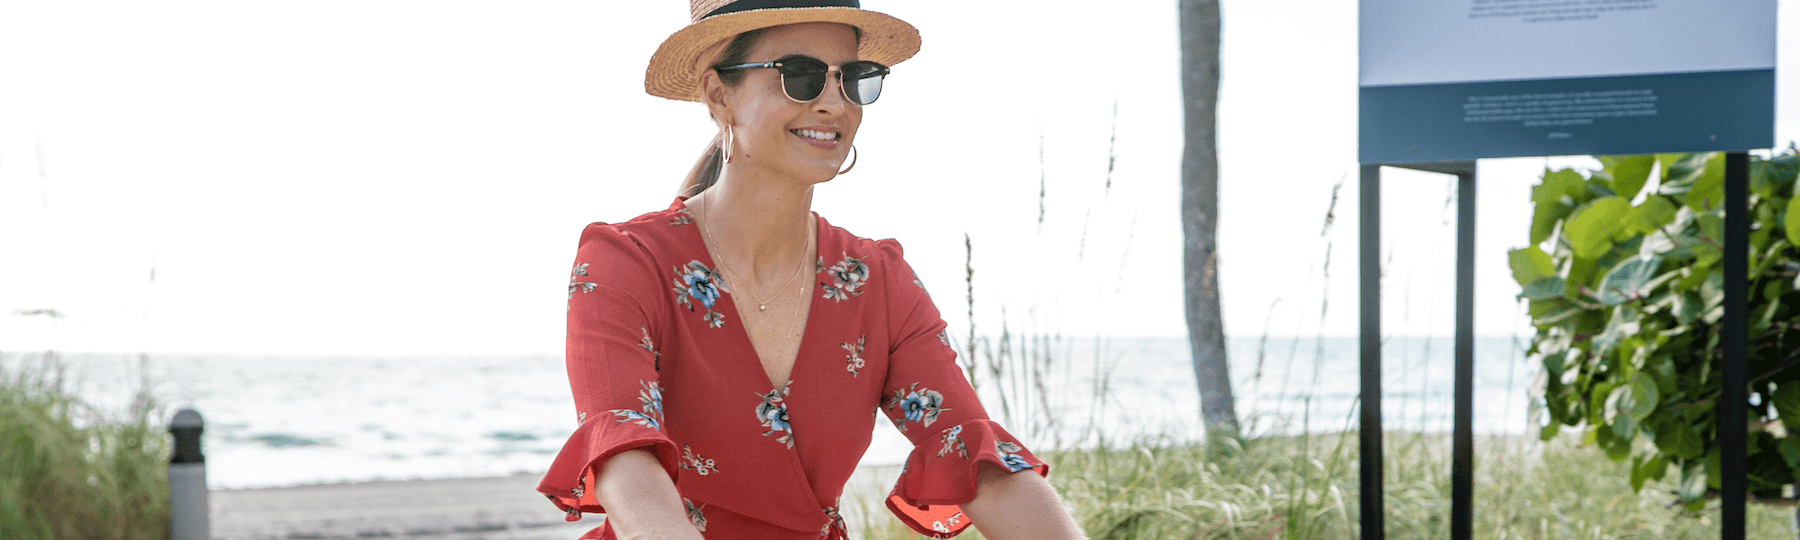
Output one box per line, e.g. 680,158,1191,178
859,426,1793,539
0,351,169,540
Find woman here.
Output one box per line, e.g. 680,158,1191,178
537,2,1086,539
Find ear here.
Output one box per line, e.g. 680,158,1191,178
699,69,732,125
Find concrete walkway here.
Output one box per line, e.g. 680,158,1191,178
210,466,902,540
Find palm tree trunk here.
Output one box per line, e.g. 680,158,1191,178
1178,0,1238,432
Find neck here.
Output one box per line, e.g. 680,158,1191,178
691,168,817,281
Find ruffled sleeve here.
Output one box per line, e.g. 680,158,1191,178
536,223,681,521
874,240,1049,538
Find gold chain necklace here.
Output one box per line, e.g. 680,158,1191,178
698,202,812,313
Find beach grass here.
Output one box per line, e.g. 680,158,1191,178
0,351,169,540
858,428,1794,539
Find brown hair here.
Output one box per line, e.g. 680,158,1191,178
676,29,766,199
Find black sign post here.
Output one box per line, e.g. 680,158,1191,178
1354,156,1751,540
1358,3,1771,536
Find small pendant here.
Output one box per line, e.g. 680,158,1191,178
759,304,768,311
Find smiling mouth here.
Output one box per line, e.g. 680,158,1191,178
791,129,839,141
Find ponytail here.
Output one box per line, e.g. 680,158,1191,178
677,131,726,198
674,29,769,199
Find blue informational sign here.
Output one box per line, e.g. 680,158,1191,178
1359,0,1776,164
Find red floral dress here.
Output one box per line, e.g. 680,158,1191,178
538,198,1048,539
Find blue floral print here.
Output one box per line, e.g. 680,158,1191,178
611,380,664,431
756,382,795,448
670,207,694,226
819,254,869,302
936,425,968,459
671,260,728,328
996,441,1031,472
567,263,596,310
885,382,949,433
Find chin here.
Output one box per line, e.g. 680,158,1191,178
791,163,843,184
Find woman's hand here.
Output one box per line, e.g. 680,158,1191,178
961,462,1086,540
593,448,706,540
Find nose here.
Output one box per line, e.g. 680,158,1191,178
813,70,852,114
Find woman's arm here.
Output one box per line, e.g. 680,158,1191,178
592,448,705,540
962,462,1086,540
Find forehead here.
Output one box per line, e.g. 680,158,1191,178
747,23,859,63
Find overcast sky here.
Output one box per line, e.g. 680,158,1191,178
2,0,1796,355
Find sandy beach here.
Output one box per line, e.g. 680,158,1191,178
210,465,902,540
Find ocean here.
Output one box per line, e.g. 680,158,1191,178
23,335,1536,489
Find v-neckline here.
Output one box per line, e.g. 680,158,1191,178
677,197,824,392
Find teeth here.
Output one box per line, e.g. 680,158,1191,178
793,129,838,141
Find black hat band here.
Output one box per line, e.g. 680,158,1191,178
703,0,861,20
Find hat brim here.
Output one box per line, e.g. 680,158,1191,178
645,7,920,102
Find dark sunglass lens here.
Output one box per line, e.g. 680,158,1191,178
778,59,828,101
844,63,885,105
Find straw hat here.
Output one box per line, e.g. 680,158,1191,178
645,0,921,102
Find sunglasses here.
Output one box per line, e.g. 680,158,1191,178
713,56,890,105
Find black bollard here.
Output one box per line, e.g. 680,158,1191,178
169,408,209,540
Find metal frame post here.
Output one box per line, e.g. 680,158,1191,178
1452,166,1476,540
1359,164,1385,540
1721,151,1749,540
1361,161,1477,540
1359,154,1748,538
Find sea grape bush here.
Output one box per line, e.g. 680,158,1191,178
1517,149,1800,510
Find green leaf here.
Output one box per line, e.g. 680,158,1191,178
1518,277,1567,300
1566,197,1632,259
1684,153,1726,211
1542,351,1567,380
1528,298,1582,325
1670,266,1709,293
1654,419,1704,459
1607,384,1640,440
1677,461,1706,503
1785,187,1800,244
1750,435,1797,490
1627,196,1678,236
1595,257,1661,305
1608,155,1655,201
1603,428,1633,461
1593,307,1637,359
1778,436,1800,468
1660,152,1711,194
1656,153,1687,183
1692,213,1725,267
1531,169,1587,245
1508,247,1557,286
1627,372,1659,419
1706,445,1722,490
1630,454,1668,493
1772,383,1800,433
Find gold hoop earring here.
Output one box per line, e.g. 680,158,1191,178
837,145,857,175
723,125,735,165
